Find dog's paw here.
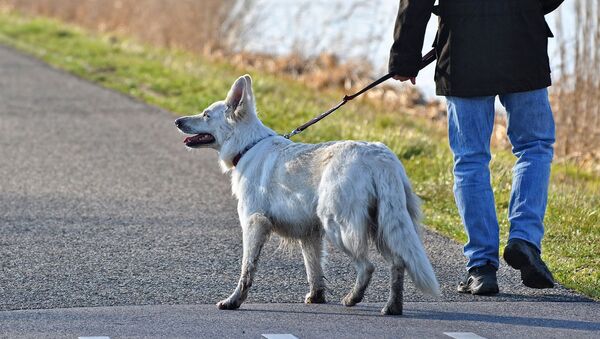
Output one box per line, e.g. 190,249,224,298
381,303,403,316
304,290,326,304
216,298,241,310
341,293,361,307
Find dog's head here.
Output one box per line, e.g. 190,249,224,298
175,74,258,152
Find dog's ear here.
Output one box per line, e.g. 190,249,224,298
243,74,254,108
225,76,245,114
225,74,255,122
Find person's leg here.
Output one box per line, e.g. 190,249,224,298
499,88,555,250
499,88,555,288
446,95,499,270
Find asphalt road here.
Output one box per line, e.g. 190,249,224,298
0,44,597,338
1,302,599,339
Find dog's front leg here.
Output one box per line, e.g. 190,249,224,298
301,234,326,304
217,213,271,310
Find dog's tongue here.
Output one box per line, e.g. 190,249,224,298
183,134,203,144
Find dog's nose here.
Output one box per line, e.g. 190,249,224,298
175,118,183,128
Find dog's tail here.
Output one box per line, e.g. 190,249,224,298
374,160,440,297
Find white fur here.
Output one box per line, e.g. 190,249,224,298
176,75,440,315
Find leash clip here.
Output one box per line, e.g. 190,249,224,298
283,129,301,139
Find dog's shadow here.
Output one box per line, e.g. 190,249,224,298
403,309,600,332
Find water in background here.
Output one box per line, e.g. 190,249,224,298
238,0,574,98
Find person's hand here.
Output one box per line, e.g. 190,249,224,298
393,75,416,85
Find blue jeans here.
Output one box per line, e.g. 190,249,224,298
446,88,555,270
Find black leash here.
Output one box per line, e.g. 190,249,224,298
283,48,437,139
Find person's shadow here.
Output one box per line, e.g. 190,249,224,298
239,296,600,333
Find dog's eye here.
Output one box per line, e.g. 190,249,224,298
202,112,210,119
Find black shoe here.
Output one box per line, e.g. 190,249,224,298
457,264,499,295
503,239,554,289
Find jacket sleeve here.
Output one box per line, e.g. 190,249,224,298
388,0,435,77
541,0,564,14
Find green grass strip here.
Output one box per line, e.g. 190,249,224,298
0,11,597,299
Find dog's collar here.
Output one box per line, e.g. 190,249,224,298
232,135,274,167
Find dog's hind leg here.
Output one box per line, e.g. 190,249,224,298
217,213,271,310
382,262,405,315
301,233,326,304
342,256,375,307
320,216,374,307
376,240,405,315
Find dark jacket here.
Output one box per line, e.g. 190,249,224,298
389,0,564,97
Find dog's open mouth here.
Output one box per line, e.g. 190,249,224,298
183,133,215,147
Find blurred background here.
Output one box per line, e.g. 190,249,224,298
0,0,598,171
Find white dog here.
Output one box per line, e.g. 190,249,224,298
175,75,440,315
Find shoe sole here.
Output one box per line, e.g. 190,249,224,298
504,245,554,289
457,282,499,295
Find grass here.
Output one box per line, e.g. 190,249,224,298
0,11,598,300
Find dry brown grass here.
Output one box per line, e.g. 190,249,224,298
0,0,236,54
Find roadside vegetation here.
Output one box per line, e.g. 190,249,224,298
0,11,597,299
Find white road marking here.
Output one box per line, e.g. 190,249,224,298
262,334,299,339
444,332,487,339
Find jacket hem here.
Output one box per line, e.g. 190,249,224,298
436,80,552,97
